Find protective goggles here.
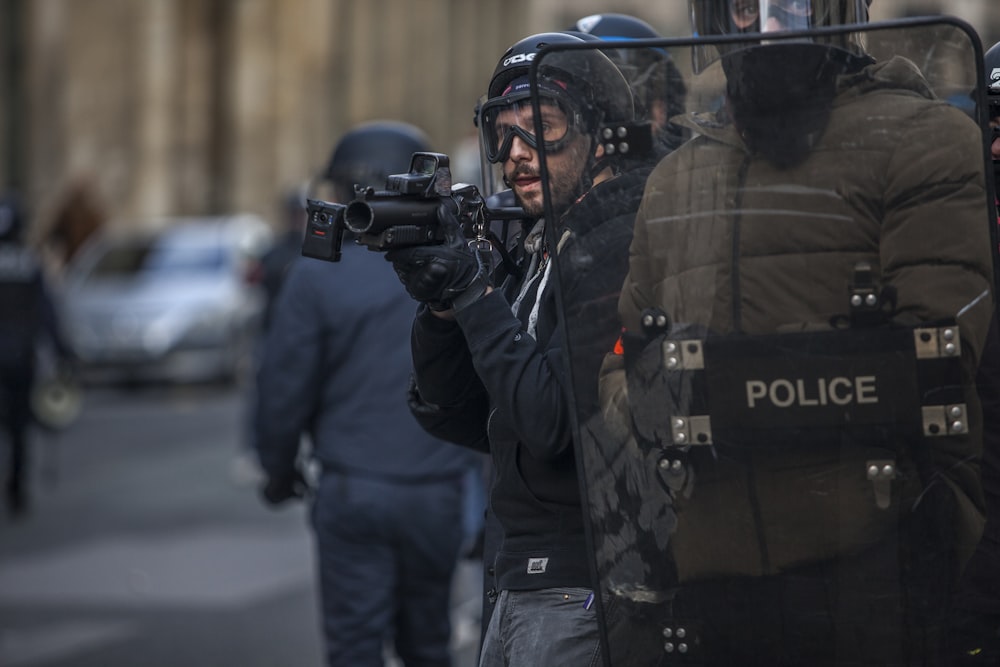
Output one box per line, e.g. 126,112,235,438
478,90,583,164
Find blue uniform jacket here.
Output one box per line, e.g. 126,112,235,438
254,243,474,482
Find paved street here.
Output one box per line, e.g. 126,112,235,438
0,383,482,666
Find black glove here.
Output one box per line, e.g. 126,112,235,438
260,467,308,506
385,202,489,312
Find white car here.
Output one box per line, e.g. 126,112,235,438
61,215,273,385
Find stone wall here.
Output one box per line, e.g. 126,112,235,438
4,0,1000,236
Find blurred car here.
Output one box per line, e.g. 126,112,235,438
60,215,274,385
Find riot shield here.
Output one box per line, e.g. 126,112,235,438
529,15,997,666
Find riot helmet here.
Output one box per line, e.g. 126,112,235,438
985,41,1000,172
571,13,688,153
479,32,634,166
690,0,873,168
320,120,432,201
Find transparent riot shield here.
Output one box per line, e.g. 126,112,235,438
530,15,997,666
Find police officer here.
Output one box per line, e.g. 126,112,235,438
598,1,994,664
253,121,476,667
0,193,72,517
569,12,689,156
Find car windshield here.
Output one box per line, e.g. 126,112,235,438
86,239,228,281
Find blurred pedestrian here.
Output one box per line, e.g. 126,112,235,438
253,120,477,667
232,187,309,486
0,192,74,517
259,187,309,333
42,175,107,269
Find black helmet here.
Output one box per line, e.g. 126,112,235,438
571,13,688,152
0,192,25,243
480,32,634,164
322,120,432,196
985,41,1000,103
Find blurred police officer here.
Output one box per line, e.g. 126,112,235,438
0,192,72,517
253,121,476,667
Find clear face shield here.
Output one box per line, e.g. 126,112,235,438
691,0,868,72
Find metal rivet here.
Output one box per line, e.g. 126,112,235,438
942,328,955,341
663,628,673,639
666,356,679,369
674,432,687,444
671,460,683,472
944,343,957,356
604,144,616,155
619,142,630,154
851,295,863,307
602,127,613,140
949,406,963,419
679,643,689,654
676,628,686,639
656,315,668,327
617,126,628,138
674,418,685,429
664,642,675,653
664,342,677,354
658,459,670,470
642,314,654,327
867,465,880,479
952,421,965,433
563,594,570,600
882,464,894,477
865,293,878,306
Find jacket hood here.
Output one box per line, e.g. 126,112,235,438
681,55,935,149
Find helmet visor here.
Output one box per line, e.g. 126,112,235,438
479,91,581,164
691,0,869,72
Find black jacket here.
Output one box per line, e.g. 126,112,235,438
254,245,475,483
409,168,648,591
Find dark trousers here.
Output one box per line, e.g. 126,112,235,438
311,469,464,667
0,361,33,505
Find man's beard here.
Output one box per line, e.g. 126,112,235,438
509,162,584,219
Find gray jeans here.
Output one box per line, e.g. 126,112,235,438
479,587,602,667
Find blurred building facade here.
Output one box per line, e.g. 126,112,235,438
0,0,998,235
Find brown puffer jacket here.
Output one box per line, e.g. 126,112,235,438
599,55,994,583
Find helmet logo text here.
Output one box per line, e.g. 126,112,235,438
503,53,536,67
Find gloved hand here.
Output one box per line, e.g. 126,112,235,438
260,467,308,506
385,202,489,312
